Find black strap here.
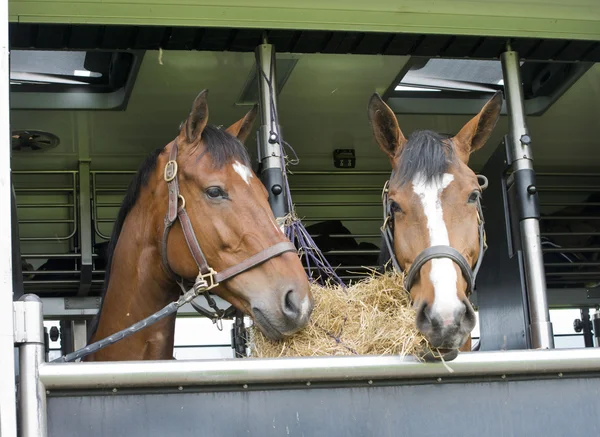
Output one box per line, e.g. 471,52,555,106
404,245,475,293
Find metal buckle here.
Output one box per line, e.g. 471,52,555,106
164,160,178,182
381,180,390,200
381,214,391,232
193,267,219,293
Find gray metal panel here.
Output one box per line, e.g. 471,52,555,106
476,141,530,350
47,376,600,437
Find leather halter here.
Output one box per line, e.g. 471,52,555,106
160,140,296,321
380,175,488,296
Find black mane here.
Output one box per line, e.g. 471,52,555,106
379,129,456,270
87,125,249,340
395,130,455,186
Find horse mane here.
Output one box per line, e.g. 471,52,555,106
87,125,250,341
395,130,455,186
379,129,456,270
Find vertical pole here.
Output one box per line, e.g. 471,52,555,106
255,36,289,219
14,294,48,437
593,310,600,348
76,113,93,296
77,162,93,296
0,0,18,432
500,47,554,349
71,320,88,350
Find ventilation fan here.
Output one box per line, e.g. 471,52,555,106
11,130,60,152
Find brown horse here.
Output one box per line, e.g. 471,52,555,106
86,90,313,361
370,91,502,355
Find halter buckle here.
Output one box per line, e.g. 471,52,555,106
193,267,219,293
381,180,390,200
164,160,178,182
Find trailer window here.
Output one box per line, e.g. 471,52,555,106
9,49,142,110
385,57,592,116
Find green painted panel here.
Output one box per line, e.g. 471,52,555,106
9,0,600,41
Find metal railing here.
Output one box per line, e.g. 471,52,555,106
15,168,600,295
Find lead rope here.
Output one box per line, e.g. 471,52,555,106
52,283,209,363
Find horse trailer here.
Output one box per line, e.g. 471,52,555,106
2,1,600,436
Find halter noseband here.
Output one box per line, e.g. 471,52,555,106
160,140,296,322
380,175,488,296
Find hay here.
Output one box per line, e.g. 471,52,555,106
248,270,429,359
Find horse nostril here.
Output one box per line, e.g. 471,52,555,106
283,289,300,318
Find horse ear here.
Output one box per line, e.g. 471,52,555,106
225,104,258,144
184,89,209,143
368,93,407,162
452,91,503,163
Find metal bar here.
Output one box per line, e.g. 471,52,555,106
15,295,48,437
13,187,75,192
540,202,600,207
71,320,87,351
17,203,75,208
545,271,600,277
593,311,600,347
90,171,136,175
303,217,381,222
296,202,380,207
12,170,78,175
501,47,554,350
545,262,600,267
540,216,600,220
537,187,600,192
21,254,83,259
40,296,232,319
324,250,380,255
256,39,288,218
78,161,92,297
542,232,600,237
19,219,76,224
537,173,600,178
315,233,378,239
0,0,17,431
39,348,600,390
290,186,382,192
289,171,390,176
542,247,600,253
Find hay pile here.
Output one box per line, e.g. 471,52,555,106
248,271,429,359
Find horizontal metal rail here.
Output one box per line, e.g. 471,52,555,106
543,247,600,253
536,173,600,178
39,348,600,390
537,186,600,192
540,216,600,220
289,171,390,176
542,232,600,237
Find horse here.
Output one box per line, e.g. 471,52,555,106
369,91,502,357
85,89,314,361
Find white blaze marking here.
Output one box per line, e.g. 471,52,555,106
232,160,253,185
412,172,460,323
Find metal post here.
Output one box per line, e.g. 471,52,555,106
593,310,600,347
71,320,88,351
255,37,289,219
14,294,48,437
77,161,93,296
0,0,17,432
501,47,554,349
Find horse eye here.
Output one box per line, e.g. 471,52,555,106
468,191,481,204
206,187,226,199
390,201,402,213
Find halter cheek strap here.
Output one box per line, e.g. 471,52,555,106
160,141,296,321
